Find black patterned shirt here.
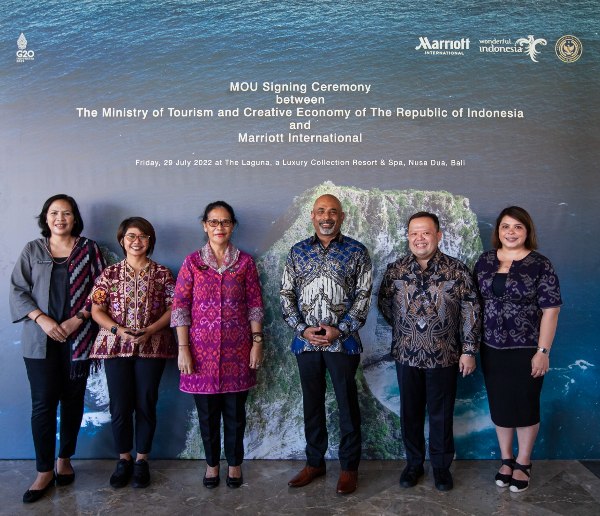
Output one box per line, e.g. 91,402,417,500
474,250,562,350
378,249,481,368
280,233,373,354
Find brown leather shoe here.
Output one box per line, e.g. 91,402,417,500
288,465,326,487
336,470,358,495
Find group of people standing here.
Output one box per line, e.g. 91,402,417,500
9,192,561,503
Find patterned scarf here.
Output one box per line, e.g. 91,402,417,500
66,238,105,377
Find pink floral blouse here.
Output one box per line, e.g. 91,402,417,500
171,243,264,394
90,259,176,359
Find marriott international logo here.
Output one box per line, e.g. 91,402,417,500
415,37,470,56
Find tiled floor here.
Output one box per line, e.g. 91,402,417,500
1,460,599,515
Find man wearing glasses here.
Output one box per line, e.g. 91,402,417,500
280,194,373,495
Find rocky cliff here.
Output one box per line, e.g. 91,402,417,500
180,182,483,459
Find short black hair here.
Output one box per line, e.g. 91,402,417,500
117,217,156,256
37,194,84,237
492,206,538,250
201,200,237,225
407,211,440,231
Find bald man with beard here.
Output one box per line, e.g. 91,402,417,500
280,194,373,495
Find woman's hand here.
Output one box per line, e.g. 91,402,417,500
59,316,84,338
531,352,550,377
128,326,155,346
38,315,68,342
249,343,264,369
178,346,194,374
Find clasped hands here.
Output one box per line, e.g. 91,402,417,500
39,315,82,343
303,324,341,347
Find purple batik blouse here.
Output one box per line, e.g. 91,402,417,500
171,242,264,394
474,250,562,350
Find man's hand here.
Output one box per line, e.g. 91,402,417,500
459,354,476,377
303,324,341,346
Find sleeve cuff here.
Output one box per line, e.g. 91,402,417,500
248,307,264,323
295,322,308,337
171,307,191,327
337,321,350,340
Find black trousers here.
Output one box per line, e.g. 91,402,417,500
396,362,458,469
24,339,89,472
104,357,166,455
194,391,249,467
296,351,362,471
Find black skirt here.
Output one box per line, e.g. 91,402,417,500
480,344,544,428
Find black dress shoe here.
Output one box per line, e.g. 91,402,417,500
226,475,243,488
203,465,220,489
132,459,151,488
433,467,454,491
55,465,75,486
226,469,243,488
203,473,220,489
399,464,424,488
23,475,55,503
110,458,134,488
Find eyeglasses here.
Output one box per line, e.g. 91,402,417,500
124,233,151,242
206,219,233,227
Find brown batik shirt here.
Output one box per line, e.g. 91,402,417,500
377,249,481,368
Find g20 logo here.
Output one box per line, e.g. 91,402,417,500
16,33,35,62
16,49,35,59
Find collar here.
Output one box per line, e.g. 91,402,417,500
201,241,240,273
122,258,151,274
309,232,344,246
408,248,443,271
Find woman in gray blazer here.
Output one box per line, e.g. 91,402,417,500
9,194,105,503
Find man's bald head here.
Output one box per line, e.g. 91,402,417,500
311,194,345,244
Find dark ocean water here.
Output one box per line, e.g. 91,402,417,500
1,0,598,459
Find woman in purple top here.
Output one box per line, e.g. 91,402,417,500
171,201,264,489
474,206,561,493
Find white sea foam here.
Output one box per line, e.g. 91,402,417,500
82,411,111,427
569,359,595,371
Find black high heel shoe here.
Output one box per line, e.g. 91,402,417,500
495,458,515,487
23,474,55,503
203,466,220,489
226,467,243,488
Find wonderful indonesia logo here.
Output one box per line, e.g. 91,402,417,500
478,34,548,62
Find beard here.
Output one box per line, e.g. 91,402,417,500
318,220,337,235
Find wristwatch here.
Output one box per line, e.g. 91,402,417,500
252,333,264,344
76,311,87,321
536,346,549,355
110,325,120,335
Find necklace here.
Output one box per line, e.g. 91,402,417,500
44,237,80,265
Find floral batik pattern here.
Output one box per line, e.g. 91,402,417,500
90,259,176,358
474,250,562,350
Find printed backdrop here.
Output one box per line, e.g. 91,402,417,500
1,1,598,460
